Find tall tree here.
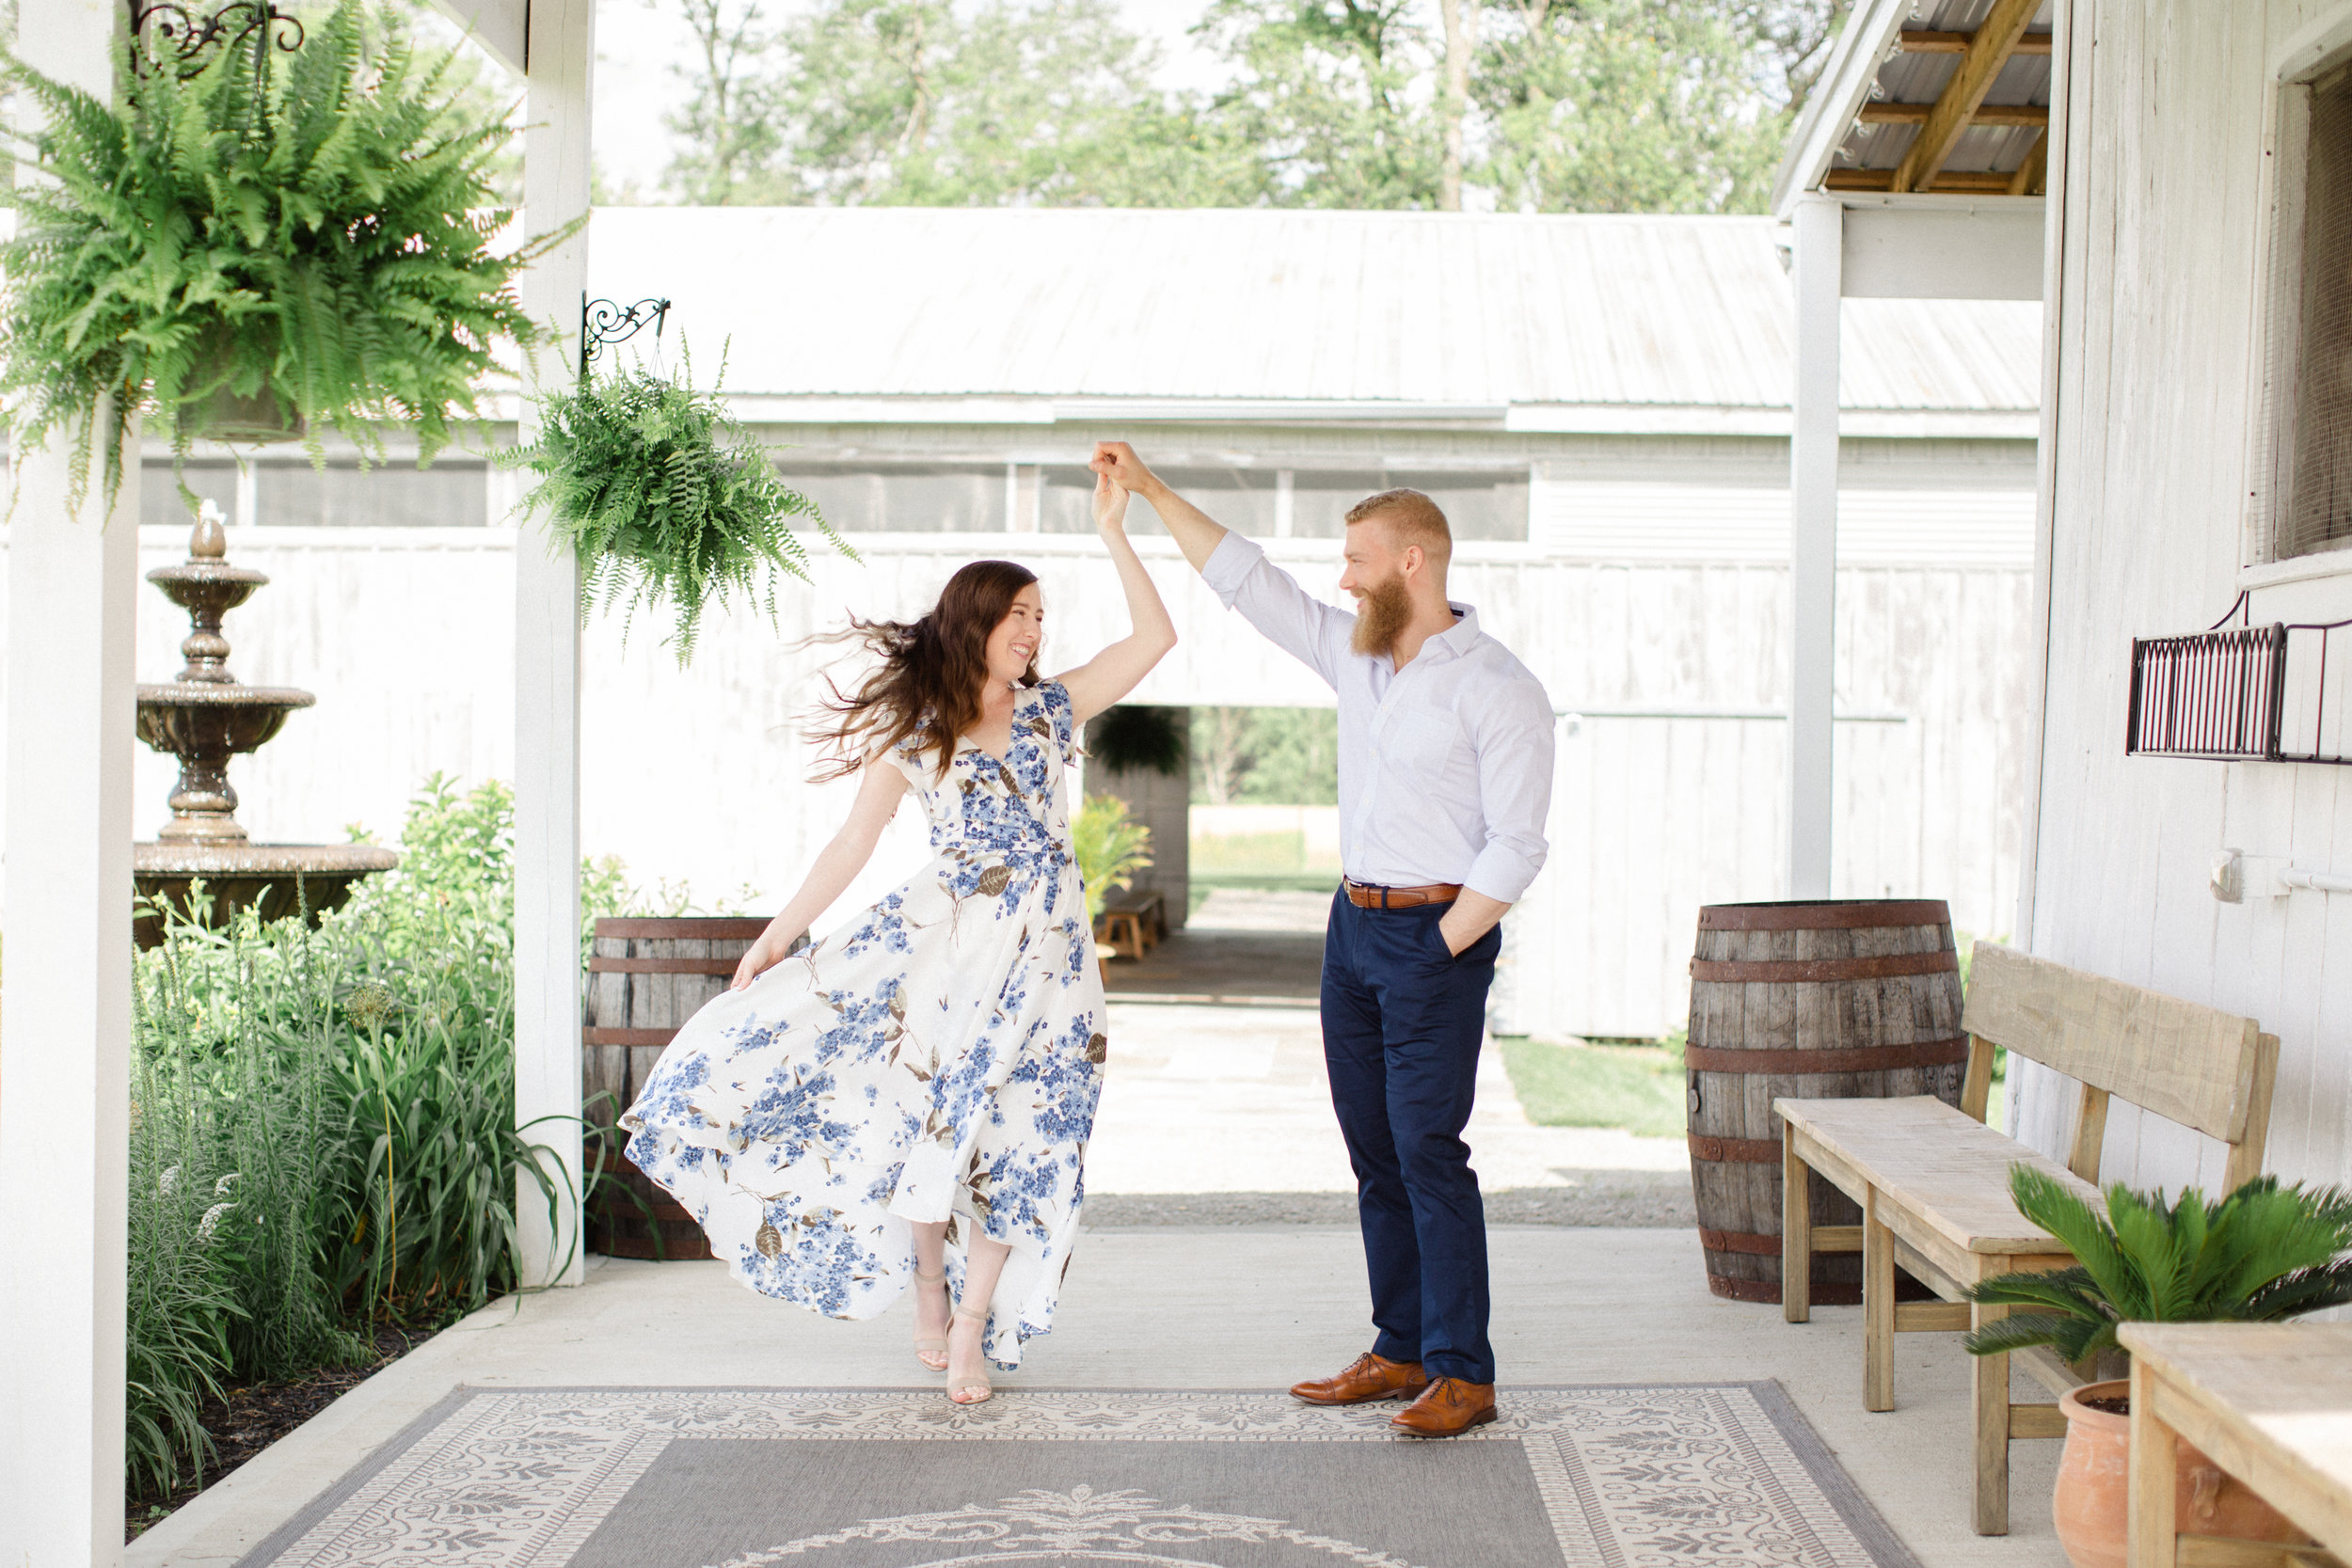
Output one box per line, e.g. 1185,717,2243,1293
1473,0,1824,214
1194,0,1440,209
655,0,1258,207
1438,0,1478,210
658,0,788,203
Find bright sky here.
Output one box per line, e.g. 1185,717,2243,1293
588,0,1233,199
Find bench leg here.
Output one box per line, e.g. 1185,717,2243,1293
1782,1134,1812,1324
1973,1281,2012,1535
1864,1188,1896,1412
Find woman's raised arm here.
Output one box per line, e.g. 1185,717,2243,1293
1053,470,1179,724
731,757,910,988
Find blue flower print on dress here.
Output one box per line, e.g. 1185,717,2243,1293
619,680,1107,1369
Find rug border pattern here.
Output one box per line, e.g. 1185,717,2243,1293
232,1385,1922,1568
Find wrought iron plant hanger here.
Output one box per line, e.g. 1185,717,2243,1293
126,1,304,78
580,294,673,378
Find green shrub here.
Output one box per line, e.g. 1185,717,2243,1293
120,772,732,1501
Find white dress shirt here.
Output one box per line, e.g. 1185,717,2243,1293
1200,533,1555,904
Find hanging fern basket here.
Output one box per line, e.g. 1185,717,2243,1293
0,0,566,509
501,348,848,664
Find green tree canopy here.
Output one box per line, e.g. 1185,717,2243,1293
648,0,1851,215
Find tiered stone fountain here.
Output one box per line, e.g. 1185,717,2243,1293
133,504,398,945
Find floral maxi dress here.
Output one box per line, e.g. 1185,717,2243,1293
620,680,1107,1369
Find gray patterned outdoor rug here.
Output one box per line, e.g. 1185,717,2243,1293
236,1386,1920,1568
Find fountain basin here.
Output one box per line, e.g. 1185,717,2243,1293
134,842,401,948
129,505,397,940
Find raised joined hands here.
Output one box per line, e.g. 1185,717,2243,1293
1090,441,1157,498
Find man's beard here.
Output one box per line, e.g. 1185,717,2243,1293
1349,573,1413,657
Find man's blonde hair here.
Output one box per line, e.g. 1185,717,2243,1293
1344,488,1452,567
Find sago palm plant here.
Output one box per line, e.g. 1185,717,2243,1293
1965,1165,2352,1364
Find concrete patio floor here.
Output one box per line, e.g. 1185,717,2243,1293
132,1228,2069,1568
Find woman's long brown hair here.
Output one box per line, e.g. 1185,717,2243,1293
806,560,1042,783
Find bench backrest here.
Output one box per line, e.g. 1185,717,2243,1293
1960,942,2279,1190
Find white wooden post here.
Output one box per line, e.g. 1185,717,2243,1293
514,0,595,1290
1788,194,1842,900
0,5,139,1558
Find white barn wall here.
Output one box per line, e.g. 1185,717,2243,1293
2016,0,2352,1195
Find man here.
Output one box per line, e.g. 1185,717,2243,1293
1090,442,1554,1439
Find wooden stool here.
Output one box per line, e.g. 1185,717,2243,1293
1096,889,1166,959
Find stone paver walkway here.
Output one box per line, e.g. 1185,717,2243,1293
1093,886,1687,1193
1090,1003,1685,1192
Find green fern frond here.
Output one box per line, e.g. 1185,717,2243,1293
499,341,844,664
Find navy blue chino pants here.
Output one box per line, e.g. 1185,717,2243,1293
1321,890,1502,1386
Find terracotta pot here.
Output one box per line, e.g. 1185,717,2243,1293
2054,1380,2310,1568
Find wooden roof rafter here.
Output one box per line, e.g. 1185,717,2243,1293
1825,168,2026,194
1891,0,2044,193
1860,103,2047,126
1898,29,2051,55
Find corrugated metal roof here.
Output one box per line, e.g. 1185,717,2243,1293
1772,0,2054,207
1837,0,2053,177
586,207,2040,415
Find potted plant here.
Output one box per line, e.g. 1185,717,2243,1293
1073,793,1152,981
1967,1167,2352,1568
0,1,564,507
501,348,843,661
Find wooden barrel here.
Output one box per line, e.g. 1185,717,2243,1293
582,916,771,1260
1685,899,1966,1305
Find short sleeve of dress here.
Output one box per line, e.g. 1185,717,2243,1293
1035,680,1081,767
881,724,932,788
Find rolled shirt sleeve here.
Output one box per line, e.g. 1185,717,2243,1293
1200,531,1351,689
1462,675,1556,904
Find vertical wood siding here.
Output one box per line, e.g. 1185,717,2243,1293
2019,0,2352,1194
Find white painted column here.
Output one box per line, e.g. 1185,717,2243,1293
1787,195,1841,900
514,0,595,1290
0,5,139,1558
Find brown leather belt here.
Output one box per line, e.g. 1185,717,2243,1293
1343,879,1463,910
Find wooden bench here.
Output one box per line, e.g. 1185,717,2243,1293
1777,942,2280,1536
1097,888,1166,960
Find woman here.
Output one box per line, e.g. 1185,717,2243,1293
621,470,1176,1405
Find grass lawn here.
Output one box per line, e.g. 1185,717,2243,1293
1500,1035,1687,1139
1500,1034,2007,1140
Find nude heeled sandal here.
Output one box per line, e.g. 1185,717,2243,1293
912,1268,950,1371
948,1302,993,1405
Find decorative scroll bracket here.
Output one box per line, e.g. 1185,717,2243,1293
126,1,304,79
580,294,672,377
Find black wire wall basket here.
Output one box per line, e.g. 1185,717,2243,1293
2127,593,2352,765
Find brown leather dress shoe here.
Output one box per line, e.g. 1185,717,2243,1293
1290,1352,1429,1405
1389,1377,1498,1437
